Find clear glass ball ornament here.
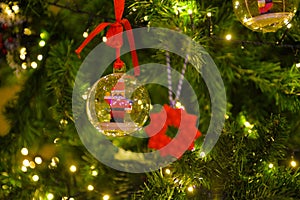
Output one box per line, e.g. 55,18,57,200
86,72,151,137
233,0,298,32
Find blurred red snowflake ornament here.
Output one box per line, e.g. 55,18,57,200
145,104,201,159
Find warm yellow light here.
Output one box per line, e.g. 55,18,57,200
21,148,29,156
187,9,193,15
39,40,46,47
225,34,232,41
20,54,26,60
29,161,36,169
32,175,39,182
268,163,274,169
291,160,297,167
102,36,108,43
287,23,292,29
70,165,77,173
103,194,110,200
165,168,171,175
296,63,300,68
24,28,32,35
21,166,27,172
12,5,19,13
20,47,26,55
207,12,212,17
47,193,54,200
83,32,89,38
31,62,38,69
34,157,43,165
37,54,43,61
91,170,98,176
87,185,94,191
21,63,27,69
23,159,30,167
187,186,194,192
40,32,47,39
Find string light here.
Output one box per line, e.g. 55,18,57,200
207,12,212,17
24,28,32,35
21,148,29,156
287,23,292,29
187,186,194,193
83,31,89,38
34,156,43,165
87,185,94,191
29,161,36,169
290,160,297,168
69,165,77,173
23,159,30,167
21,63,27,69
47,193,54,200
187,9,193,15
296,63,300,68
91,170,98,176
268,163,274,169
12,5,19,13
37,54,43,61
103,194,110,200
199,151,206,158
21,166,27,172
39,40,46,47
165,168,171,175
225,34,232,41
32,174,39,182
102,36,108,43
31,61,38,69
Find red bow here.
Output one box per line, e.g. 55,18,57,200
145,104,201,159
75,0,140,76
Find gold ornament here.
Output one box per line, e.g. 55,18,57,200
86,69,151,137
233,0,298,32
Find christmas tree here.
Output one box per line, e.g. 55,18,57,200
1,0,300,199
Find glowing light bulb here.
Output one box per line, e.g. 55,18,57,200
200,152,206,158
187,9,193,15
31,62,38,69
21,63,27,69
225,34,232,41
102,37,107,43
29,161,36,169
291,160,297,167
103,194,110,200
268,163,274,169
34,157,42,165
187,186,194,192
296,63,300,68
32,175,39,182
87,185,94,191
39,40,46,47
20,54,26,60
83,32,89,38
207,12,212,17
37,54,43,61
165,168,171,175
91,170,98,176
47,193,54,200
21,166,27,172
24,28,32,35
70,165,77,173
287,23,292,29
21,148,29,156
23,159,30,167
12,5,19,13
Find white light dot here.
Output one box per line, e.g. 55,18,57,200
91,170,98,176
207,12,212,17
291,160,297,167
39,40,46,47
287,23,292,29
296,63,300,68
187,186,194,192
32,174,39,182
29,161,36,169
102,37,108,43
269,163,274,169
21,62,27,69
12,5,19,13
34,157,43,165
70,165,77,173
87,185,94,191
200,152,206,158
165,168,171,175
103,195,110,200
20,54,26,60
20,47,26,55
37,54,43,61
21,148,29,156
21,166,27,172
225,34,232,41
23,159,30,167
187,9,193,15
47,193,54,200
83,32,89,38
31,62,38,69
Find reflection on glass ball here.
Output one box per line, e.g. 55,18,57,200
86,73,151,137
233,0,298,32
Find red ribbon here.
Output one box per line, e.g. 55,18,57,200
75,0,140,76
